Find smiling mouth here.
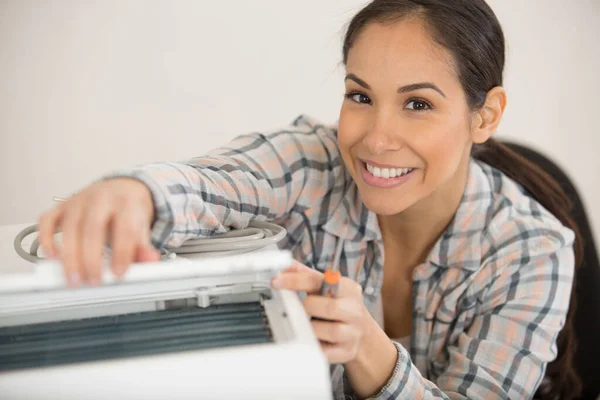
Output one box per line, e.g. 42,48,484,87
364,162,415,179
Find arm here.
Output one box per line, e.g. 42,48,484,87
105,115,345,249
343,231,575,400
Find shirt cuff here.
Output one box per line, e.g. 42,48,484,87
98,168,175,250
342,341,410,400
365,341,410,400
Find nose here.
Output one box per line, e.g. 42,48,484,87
361,110,403,156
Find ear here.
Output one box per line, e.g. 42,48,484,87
470,86,507,144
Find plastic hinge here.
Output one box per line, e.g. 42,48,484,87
193,283,258,308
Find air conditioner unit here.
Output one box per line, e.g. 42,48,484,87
0,250,333,400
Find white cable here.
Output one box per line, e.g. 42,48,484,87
14,220,287,264
160,220,287,258
14,197,287,263
14,224,43,263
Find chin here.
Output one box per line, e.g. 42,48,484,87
359,191,416,216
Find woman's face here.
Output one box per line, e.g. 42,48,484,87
338,19,476,216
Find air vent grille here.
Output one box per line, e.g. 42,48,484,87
0,302,272,371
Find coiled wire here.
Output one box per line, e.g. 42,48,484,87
14,197,287,263
14,220,287,263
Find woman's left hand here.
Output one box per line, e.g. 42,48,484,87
270,261,376,364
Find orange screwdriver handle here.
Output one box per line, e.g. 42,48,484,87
320,269,341,298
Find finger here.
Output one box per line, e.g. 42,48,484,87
110,212,140,277
80,200,114,285
38,205,64,259
271,265,323,293
281,260,314,274
60,203,84,287
304,295,362,322
134,225,160,262
320,341,356,365
135,245,160,263
336,277,363,298
311,319,353,345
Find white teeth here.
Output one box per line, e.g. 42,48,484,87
366,163,413,179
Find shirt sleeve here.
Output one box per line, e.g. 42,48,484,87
102,115,346,250
344,228,575,400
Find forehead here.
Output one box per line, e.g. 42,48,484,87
346,19,458,85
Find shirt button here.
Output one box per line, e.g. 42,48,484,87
413,264,430,280
364,286,375,296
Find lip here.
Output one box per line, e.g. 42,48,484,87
358,160,417,189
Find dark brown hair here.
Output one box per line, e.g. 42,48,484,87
342,1,583,399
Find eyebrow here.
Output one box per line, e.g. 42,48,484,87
398,83,446,98
345,73,446,98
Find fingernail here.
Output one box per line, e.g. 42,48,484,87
68,272,80,287
115,265,126,276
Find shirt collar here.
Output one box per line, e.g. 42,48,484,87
323,159,492,271
427,160,492,271
321,171,381,243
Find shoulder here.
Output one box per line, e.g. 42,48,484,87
471,160,575,289
433,159,575,273
259,114,339,149
290,114,339,136
210,114,340,160
477,160,575,259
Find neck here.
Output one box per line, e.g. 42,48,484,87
377,157,471,271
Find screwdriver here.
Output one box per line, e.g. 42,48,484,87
320,236,344,298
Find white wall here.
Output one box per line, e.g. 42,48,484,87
1,0,599,241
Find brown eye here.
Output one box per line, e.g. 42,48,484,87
345,92,372,105
405,99,432,111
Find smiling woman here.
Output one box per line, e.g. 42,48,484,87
37,1,581,399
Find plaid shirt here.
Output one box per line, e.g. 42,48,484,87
111,115,575,399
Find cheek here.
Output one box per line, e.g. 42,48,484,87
417,118,470,182
337,110,366,173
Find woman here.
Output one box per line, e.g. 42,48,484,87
38,0,582,399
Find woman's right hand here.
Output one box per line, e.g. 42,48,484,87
38,178,161,287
